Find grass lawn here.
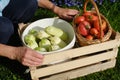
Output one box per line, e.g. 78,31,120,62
0,1,120,80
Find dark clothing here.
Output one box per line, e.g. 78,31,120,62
0,17,14,44
0,0,38,44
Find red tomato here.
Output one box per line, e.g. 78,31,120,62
91,15,98,21
86,15,98,24
86,35,93,40
77,23,88,36
74,16,85,24
83,12,92,18
82,21,91,29
90,28,99,36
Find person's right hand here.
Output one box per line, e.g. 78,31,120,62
53,6,79,21
14,46,44,67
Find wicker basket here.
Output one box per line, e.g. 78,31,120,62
72,0,112,46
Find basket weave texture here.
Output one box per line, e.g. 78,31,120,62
72,0,112,46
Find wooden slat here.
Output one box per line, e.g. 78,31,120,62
42,39,120,65
30,50,116,79
41,59,116,80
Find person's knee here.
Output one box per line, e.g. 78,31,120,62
0,17,14,34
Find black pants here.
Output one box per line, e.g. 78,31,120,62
0,0,38,45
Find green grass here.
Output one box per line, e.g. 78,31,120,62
0,1,120,80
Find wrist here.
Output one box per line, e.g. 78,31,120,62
52,5,60,15
10,47,18,60
0,44,17,60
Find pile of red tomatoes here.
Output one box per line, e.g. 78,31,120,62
74,11,107,40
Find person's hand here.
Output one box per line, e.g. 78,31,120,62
14,47,44,67
54,6,79,21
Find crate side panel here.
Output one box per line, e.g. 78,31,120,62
41,59,116,80
30,50,116,79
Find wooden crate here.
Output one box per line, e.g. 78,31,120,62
29,33,120,80
18,23,120,80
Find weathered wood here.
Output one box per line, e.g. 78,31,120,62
41,59,116,80
30,49,117,79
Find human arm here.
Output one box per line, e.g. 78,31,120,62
37,0,79,20
0,44,44,67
